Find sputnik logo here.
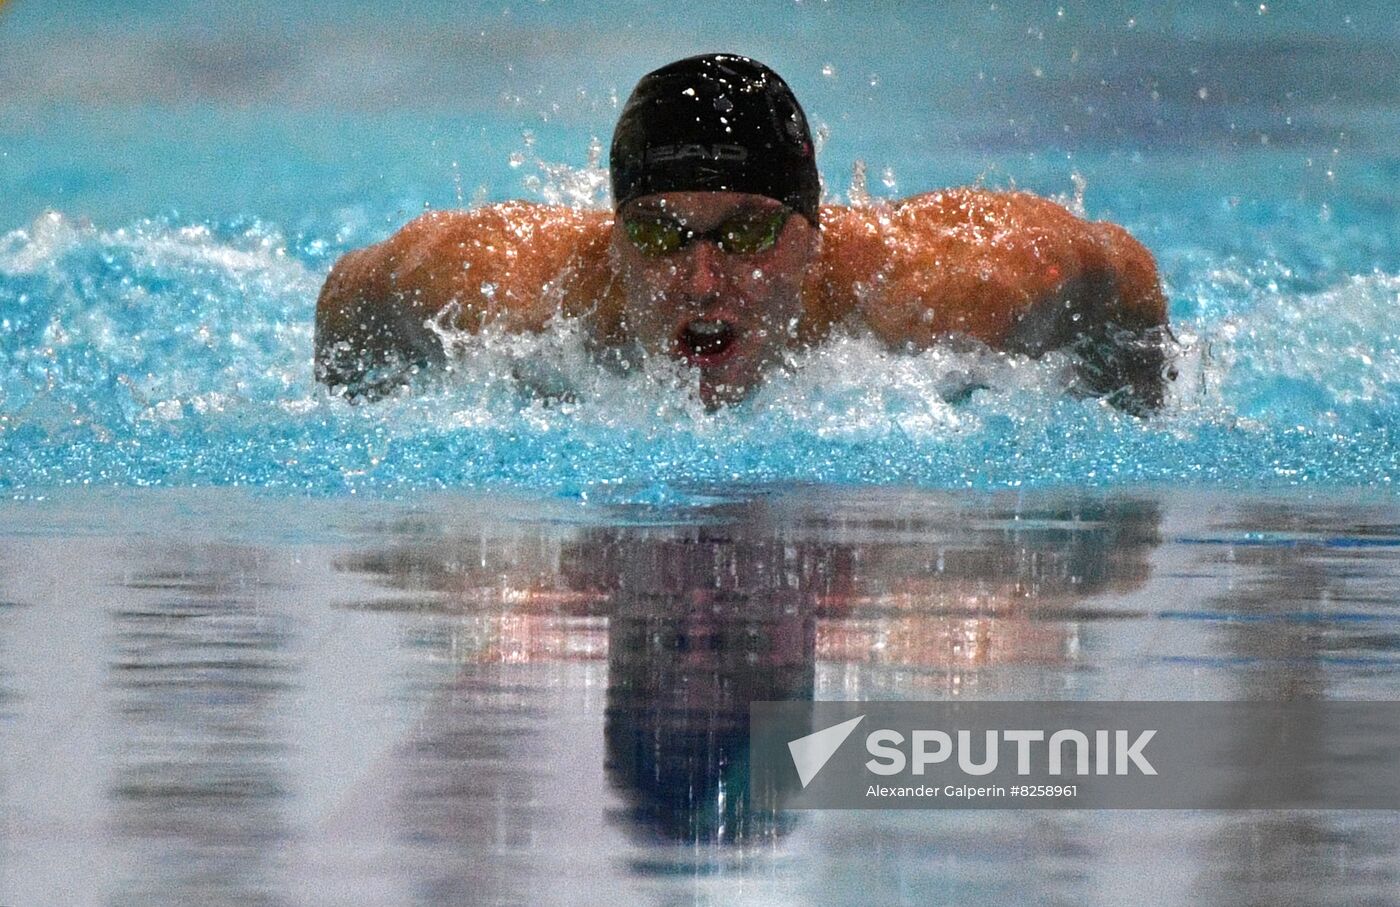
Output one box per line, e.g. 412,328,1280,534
787,715,865,788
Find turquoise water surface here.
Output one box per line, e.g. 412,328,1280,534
2,1,1397,497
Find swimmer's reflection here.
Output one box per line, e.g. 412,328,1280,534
341,495,1162,853
592,531,820,843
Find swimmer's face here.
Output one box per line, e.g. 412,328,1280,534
610,191,818,407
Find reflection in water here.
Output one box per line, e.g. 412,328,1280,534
109,549,293,905
810,496,1162,699
343,494,1164,853
3,490,1399,904
1191,504,1400,905
598,528,818,843
0,586,18,894
0,598,17,721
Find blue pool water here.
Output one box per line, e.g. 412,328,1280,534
2,0,1397,497
3,3,1400,906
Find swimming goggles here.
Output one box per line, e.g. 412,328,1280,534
623,208,791,256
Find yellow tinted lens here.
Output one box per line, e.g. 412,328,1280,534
625,218,685,255
718,211,788,254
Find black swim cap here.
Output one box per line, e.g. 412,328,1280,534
610,53,820,223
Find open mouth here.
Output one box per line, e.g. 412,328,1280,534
676,317,740,363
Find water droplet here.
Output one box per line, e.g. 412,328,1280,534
821,63,836,78
848,160,870,205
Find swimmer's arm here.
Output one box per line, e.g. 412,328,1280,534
1002,218,1172,414
314,233,444,399
821,190,1172,413
314,214,473,399
314,206,615,399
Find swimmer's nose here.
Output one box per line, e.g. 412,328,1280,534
682,240,723,299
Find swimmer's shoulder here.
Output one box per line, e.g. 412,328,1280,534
814,188,1061,265
386,202,612,278
321,202,615,330
814,187,1164,328
316,203,619,394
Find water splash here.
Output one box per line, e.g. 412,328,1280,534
847,160,870,206
515,134,611,210
1,211,1396,497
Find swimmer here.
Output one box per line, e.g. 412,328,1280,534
316,53,1171,412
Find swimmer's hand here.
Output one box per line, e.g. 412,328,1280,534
1064,322,1176,416
1005,270,1175,416
314,243,446,400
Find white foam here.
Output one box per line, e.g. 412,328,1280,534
0,211,85,275
1193,272,1400,417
